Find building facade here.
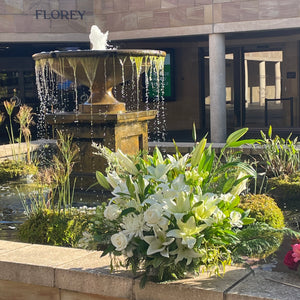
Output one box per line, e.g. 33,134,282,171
1,0,300,142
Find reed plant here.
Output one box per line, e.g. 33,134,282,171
15,105,35,163
51,130,79,213
259,126,300,177
3,99,16,158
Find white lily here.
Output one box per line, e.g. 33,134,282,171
164,191,191,220
146,164,171,180
167,153,189,171
144,229,174,257
167,216,207,249
170,240,202,265
115,149,139,175
106,171,123,189
192,193,220,222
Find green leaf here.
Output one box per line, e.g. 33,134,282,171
222,177,236,193
101,244,115,257
126,176,136,198
120,207,137,216
268,125,272,138
153,146,164,165
192,122,197,142
242,217,256,225
228,139,258,147
96,171,111,190
191,138,206,167
226,128,248,147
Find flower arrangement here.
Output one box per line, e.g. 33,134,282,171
284,243,300,271
92,129,276,285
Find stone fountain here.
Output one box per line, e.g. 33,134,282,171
33,26,166,189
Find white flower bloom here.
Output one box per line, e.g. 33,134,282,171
121,213,149,239
170,240,202,265
167,153,189,171
212,208,226,224
104,204,121,221
230,211,243,228
111,232,128,251
219,193,235,203
230,172,248,196
147,164,171,180
144,230,174,257
106,171,123,189
115,149,139,175
144,204,163,226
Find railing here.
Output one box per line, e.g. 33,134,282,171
264,97,293,127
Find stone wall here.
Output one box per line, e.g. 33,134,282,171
1,1,300,42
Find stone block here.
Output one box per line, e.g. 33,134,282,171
55,242,133,298
60,289,126,300
133,267,252,300
0,279,60,300
137,11,154,29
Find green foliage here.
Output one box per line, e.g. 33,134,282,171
0,159,37,183
259,126,300,177
268,172,300,203
18,208,91,247
239,194,285,229
232,223,284,259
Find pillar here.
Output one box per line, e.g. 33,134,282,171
244,59,249,107
275,61,281,100
259,61,266,106
209,33,226,143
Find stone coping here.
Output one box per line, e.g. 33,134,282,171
0,139,56,162
0,240,299,300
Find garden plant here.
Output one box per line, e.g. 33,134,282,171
90,128,298,286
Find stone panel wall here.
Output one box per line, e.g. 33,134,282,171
1,0,300,40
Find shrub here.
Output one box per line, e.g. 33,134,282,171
0,159,37,183
235,194,285,259
267,172,300,204
239,194,285,229
18,208,91,247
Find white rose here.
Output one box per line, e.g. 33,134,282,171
144,204,162,226
104,204,121,221
111,232,128,251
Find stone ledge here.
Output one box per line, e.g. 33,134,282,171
0,240,299,300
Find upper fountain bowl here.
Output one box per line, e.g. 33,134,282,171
33,49,166,114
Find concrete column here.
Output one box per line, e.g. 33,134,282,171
244,59,249,107
209,33,226,143
275,61,281,100
259,61,266,106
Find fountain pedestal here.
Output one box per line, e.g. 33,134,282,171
45,110,157,189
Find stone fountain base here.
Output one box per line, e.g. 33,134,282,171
45,110,157,190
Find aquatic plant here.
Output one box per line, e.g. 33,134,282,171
18,207,93,247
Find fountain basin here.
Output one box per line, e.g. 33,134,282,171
33,49,166,114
